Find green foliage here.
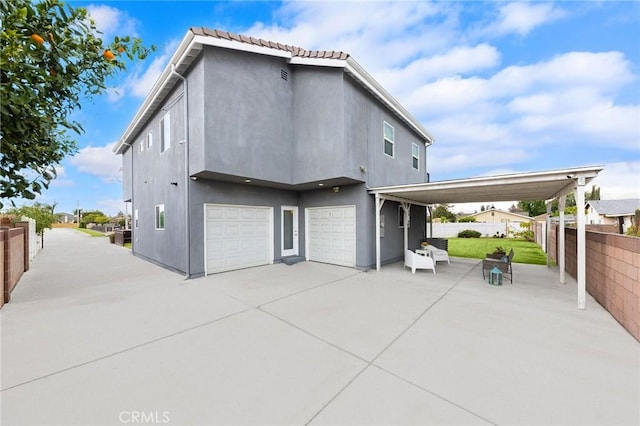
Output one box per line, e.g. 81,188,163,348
0,0,154,208
491,246,507,255
517,200,547,217
5,202,55,234
432,204,457,223
513,221,535,242
80,209,109,227
458,229,482,238
626,209,640,237
458,216,476,223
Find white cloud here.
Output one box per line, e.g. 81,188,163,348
69,142,121,181
86,4,138,41
96,198,128,216
591,161,640,200
483,2,566,37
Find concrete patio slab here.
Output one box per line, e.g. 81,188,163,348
260,260,474,361
2,228,638,425
376,264,640,425
309,365,491,425
2,309,365,425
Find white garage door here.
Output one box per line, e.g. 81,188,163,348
306,206,355,267
205,204,273,275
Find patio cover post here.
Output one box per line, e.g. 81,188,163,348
375,194,385,271
576,177,587,309
558,195,566,284
545,202,552,266
401,202,410,255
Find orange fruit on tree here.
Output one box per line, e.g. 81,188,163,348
103,50,115,60
118,46,125,53
30,34,44,44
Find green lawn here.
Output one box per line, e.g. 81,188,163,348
74,228,106,237
447,237,547,265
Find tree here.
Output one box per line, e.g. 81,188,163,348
518,200,547,217
5,202,56,247
0,0,154,208
80,209,109,227
432,203,457,223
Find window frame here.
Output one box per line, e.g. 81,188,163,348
147,131,153,149
160,113,171,153
383,121,395,158
412,142,420,170
155,204,165,230
398,205,410,228
134,209,139,228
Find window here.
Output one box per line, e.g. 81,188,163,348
134,209,139,228
160,113,170,152
383,121,394,157
398,205,410,228
155,204,165,230
147,131,153,149
412,143,420,170
139,140,144,152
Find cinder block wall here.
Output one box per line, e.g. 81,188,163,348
560,227,639,341
1,227,26,304
0,232,4,308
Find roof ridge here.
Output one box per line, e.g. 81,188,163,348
190,27,350,60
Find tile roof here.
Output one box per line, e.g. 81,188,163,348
191,27,350,60
587,199,640,216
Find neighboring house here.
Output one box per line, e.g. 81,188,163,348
114,28,434,277
470,208,533,224
55,213,76,223
586,199,640,234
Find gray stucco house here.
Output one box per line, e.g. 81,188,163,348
114,28,434,277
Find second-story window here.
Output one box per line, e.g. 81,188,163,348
412,143,420,170
155,204,165,230
147,131,153,149
383,121,394,157
161,113,171,153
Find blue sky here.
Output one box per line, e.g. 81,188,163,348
23,1,640,215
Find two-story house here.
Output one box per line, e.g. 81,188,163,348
114,28,434,277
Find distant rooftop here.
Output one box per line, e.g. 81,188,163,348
587,199,640,216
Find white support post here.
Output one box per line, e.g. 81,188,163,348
375,194,385,272
545,202,552,267
558,195,566,284
402,202,410,256
576,178,587,309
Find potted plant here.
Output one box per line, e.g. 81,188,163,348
486,246,507,260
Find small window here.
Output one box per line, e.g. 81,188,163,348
139,140,144,152
160,113,170,153
412,143,420,170
398,205,410,228
155,204,165,230
383,121,394,157
134,209,139,228
147,131,153,149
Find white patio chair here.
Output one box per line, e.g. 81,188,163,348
405,250,436,274
426,245,450,264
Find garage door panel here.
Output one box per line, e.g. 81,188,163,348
306,206,355,268
205,204,273,275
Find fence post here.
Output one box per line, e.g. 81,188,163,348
14,221,30,272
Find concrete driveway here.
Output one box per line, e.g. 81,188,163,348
1,228,638,425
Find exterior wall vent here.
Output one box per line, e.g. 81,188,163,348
280,69,288,81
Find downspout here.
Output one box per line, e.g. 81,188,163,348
171,64,191,279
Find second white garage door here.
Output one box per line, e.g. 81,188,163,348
204,204,273,275
306,206,355,267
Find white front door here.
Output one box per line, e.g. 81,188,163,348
281,206,299,257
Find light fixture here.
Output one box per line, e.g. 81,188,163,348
332,186,340,193
360,166,367,173
244,179,252,183
190,176,198,181
170,181,178,186
318,183,324,187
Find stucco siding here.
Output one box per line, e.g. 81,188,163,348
292,67,346,183
343,76,427,188
201,48,293,183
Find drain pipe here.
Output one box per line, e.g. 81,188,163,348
171,64,191,278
